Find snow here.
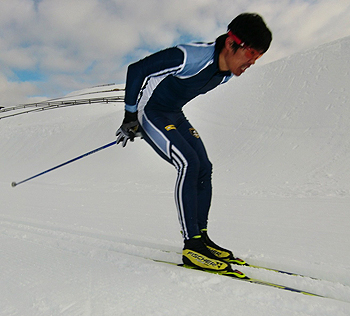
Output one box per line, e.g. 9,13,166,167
1,37,350,315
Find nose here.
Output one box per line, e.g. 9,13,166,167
248,59,256,65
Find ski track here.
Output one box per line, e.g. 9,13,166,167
1,217,349,305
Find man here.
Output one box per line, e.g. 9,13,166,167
116,13,272,276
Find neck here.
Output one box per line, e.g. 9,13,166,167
218,47,230,72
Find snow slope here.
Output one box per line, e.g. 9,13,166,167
1,36,350,315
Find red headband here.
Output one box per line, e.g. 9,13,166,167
227,30,264,60
227,31,244,46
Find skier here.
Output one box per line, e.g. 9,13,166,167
116,13,272,275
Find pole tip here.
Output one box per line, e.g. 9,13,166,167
11,182,17,187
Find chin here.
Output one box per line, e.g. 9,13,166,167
233,69,243,76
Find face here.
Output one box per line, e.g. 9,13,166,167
219,37,263,76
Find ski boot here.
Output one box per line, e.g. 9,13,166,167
182,235,246,278
200,229,247,266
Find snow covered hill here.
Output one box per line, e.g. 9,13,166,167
1,36,350,315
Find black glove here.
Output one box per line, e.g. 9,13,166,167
116,110,140,147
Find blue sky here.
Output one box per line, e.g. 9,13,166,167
1,0,350,105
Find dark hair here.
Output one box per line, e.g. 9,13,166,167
215,34,228,52
228,13,272,53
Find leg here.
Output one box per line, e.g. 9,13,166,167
175,117,212,232
139,108,204,239
174,116,243,264
138,108,244,272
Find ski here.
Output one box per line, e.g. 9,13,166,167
229,257,320,280
166,250,321,281
153,259,325,298
245,263,319,280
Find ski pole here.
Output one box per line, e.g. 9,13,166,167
11,140,117,187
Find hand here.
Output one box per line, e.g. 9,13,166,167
116,121,139,147
116,110,140,147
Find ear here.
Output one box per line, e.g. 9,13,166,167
225,36,234,51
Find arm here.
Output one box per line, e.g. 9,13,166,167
116,47,184,147
124,47,185,113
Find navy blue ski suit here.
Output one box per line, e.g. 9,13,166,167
124,41,233,240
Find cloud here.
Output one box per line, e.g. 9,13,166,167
261,0,350,61
0,73,41,106
0,0,350,105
